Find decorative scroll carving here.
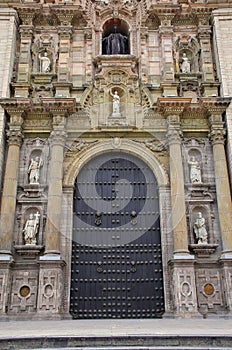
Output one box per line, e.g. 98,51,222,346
65,139,98,157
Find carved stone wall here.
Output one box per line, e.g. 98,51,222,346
0,0,232,320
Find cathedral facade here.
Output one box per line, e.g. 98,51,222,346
0,0,232,319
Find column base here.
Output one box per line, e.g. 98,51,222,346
168,258,201,318
37,259,66,316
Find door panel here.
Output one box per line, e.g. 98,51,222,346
70,153,164,319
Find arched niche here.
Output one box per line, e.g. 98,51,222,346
102,19,130,55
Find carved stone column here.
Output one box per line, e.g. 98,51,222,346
207,103,232,257
167,118,189,256
43,115,67,257
14,7,40,97
55,9,74,97
158,98,191,256
157,8,178,96
0,105,25,258
193,8,218,96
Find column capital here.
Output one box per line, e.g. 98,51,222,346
167,124,183,146
209,127,226,146
19,25,34,39
50,130,67,147
7,129,24,147
57,26,73,39
197,25,211,39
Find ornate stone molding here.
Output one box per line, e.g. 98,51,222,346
65,139,98,157
63,139,169,187
14,5,41,25
152,5,180,27
19,25,34,39
51,7,75,26
191,6,213,26
157,97,192,117
7,129,24,147
166,126,183,146
209,128,226,146
189,244,218,258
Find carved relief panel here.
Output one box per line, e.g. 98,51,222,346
170,263,199,317
196,268,224,316
8,269,38,314
37,264,64,313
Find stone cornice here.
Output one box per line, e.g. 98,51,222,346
153,5,180,26
9,4,41,25
41,97,76,115
0,97,76,117
50,6,76,26
157,97,192,117
0,98,31,118
201,97,231,117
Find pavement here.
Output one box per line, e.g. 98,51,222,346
0,318,232,338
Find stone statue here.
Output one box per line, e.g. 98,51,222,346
103,26,128,55
23,212,40,245
39,52,51,73
180,53,191,73
111,90,120,116
188,156,201,183
28,156,43,184
193,212,208,245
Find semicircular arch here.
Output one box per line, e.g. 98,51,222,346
64,139,169,187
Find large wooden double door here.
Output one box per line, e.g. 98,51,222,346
70,153,164,319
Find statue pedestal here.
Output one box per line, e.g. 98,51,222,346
14,245,44,258
110,112,122,118
189,244,218,258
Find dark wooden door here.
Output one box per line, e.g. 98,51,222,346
70,153,164,319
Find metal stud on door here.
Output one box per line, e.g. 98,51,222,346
70,153,165,319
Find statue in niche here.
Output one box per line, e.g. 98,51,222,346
188,156,201,183
28,156,43,184
23,212,40,245
180,53,191,73
193,212,208,245
103,26,128,55
110,90,121,116
38,52,51,73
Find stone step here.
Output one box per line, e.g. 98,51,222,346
1,336,232,350
28,346,231,350
30,348,232,350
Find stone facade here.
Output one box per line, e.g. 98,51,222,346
0,0,232,319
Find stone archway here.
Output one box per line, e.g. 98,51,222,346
62,139,171,318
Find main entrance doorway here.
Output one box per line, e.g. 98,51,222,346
70,152,165,319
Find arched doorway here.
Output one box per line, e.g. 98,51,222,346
70,152,165,319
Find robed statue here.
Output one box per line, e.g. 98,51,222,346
103,26,128,55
